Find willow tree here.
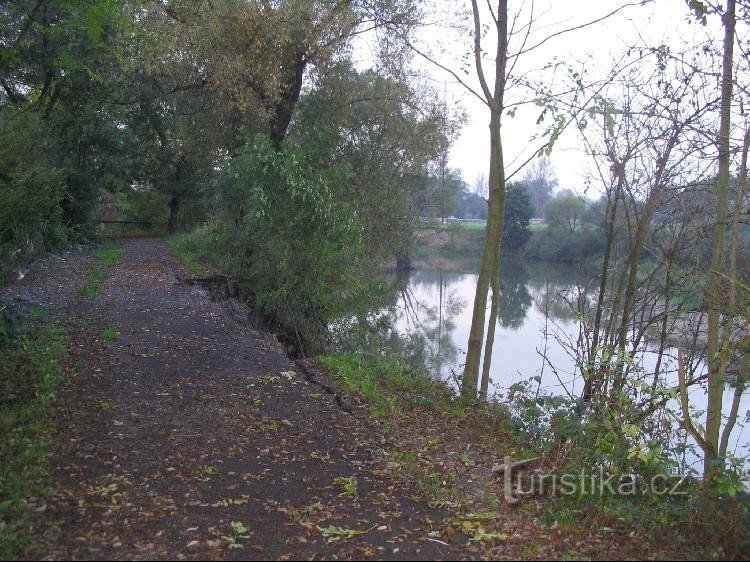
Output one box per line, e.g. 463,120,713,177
164,0,420,150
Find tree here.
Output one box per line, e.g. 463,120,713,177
522,155,558,218
166,0,420,150
400,0,640,399
473,173,489,199
0,0,132,269
459,0,509,399
292,62,460,266
502,182,533,249
544,191,586,233
703,0,737,481
456,187,488,219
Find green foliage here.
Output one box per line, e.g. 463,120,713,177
0,110,70,279
184,135,383,352
0,1,132,276
524,228,605,262
0,313,67,559
502,182,534,249
293,62,460,264
109,190,171,237
166,229,218,277
544,191,587,233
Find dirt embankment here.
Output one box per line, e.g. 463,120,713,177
411,228,484,272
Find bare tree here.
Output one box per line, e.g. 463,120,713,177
522,154,558,218
473,172,489,199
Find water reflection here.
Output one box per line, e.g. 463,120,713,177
375,257,587,393
364,258,748,472
385,269,464,380
497,259,532,330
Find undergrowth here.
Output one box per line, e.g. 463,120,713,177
165,231,216,278
0,310,67,558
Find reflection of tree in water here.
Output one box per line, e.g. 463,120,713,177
498,258,532,329
385,270,466,377
524,259,593,323
346,260,589,383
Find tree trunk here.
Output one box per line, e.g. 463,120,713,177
462,108,506,398
479,263,500,400
269,52,307,149
704,0,735,480
461,0,508,399
584,174,622,400
395,251,412,271
167,196,179,233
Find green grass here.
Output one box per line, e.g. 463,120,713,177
99,325,118,341
528,222,547,232
165,232,216,277
422,219,487,232
0,315,67,558
318,353,445,417
79,246,124,299
318,353,514,444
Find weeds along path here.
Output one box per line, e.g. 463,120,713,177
24,238,465,560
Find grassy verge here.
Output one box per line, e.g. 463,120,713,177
0,312,67,558
79,246,124,299
165,232,217,277
319,353,451,417
317,352,749,558
423,219,488,232
318,353,523,538
412,225,485,266
318,352,516,452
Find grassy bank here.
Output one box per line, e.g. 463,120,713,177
412,224,604,270
0,313,67,558
165,231,217,277
318,353,512,436
318,351,749,559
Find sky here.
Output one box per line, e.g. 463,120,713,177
357,0,725,195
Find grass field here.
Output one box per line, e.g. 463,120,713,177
422,219,486,231
421,219,547,233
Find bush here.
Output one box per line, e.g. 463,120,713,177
0,110,72,280
524,227,604,262
176,136,384,353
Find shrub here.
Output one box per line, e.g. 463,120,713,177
180,136,384,353
524,227,604,262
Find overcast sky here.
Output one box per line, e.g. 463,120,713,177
386,0,727,195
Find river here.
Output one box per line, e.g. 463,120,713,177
368,257,749,474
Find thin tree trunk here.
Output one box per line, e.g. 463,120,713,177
704,0,735,479
167,196,179,233
718,125,749,457
461,0,508,399
480,254,500,400
462,109,506,398
585,174,622,400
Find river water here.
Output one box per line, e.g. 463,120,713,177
373,257,749,473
